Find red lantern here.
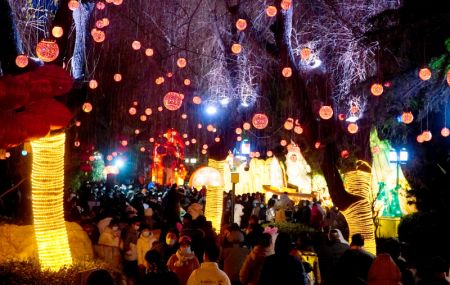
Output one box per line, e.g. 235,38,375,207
74,140,80,147
82,102,92,113
266,6,277,17
155,77,164,85
447,70,450,86
370,83,383,96
319,106,333,120
75,121,81,127
441,127,449,137
89,80,98,89
215,137,220,142
314,142,321,149
145,48,154,57
68,0,80,10
121,140,128,146
91,29,105,43
192,96,202,104
135,129,140,134
113,73,122,82
341,150,349,159
231,43,242,54
348,123,358,134
401,112,414,124
280,140,287,146
416,134,424,143
237,136,242,141
191,138,197,144
236,19,247,31
177,58,187,68
132,41,141,50
181,113,187,119
422,130,432,141
36,39,59,62
145,108,152,115
140,147,146,152
243,122,251,130
113,0,123,5
282,67,292,78
252,113,269,129
15,55,28,68
294,125,303,134
106,155,113,161
96,2,105,9
184,79,191,86
300,48,312,60
235,128,242,135
338,113,346,121
52,26,63,38
140,115,147,121
163,92,184,111
281,0,292,10
284,118,294,130
419,68,432,81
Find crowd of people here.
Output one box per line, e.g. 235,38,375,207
65,181,450,285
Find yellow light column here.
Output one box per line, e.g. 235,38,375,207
31,133,72,270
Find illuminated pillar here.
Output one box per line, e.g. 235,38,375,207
204,186,224,234
31,133,72,270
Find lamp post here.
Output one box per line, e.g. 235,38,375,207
230,172,239,224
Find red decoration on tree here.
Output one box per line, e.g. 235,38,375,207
252,113,269,129
163,92,184,111
441,127,449,137
347,123,358,134
319,106,333,120
341,150,349,159
401,112,414,124
422,130,432,141
419,67,432,81
36,39,59,62
370,83,383,96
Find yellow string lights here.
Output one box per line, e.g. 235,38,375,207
31,133,72,270
342,169,376,255
204,186,224,234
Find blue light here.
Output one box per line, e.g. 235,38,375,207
206,105,218,115
21,150,28,156
115,158,125,168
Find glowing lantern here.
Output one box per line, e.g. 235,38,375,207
52,26,63,38
184,79,191,86
319,105,333,120
236,19,247,31
145,108,152,115
202,144,208,150
191,138,197,144
74,140,80,147
89,156,95,162
284,118,294,130
140,147,145,152
341,150,349,159
447,70,450,86
158,106,163,111
121,140,128,146
193,96,202,104
294,125,303,134
370,83,383,96
241,122,250,130
401,112,414,124
419,67,432,81
36,39,59,62
15,54,28,68
267,150,273,157
300,48,312,60
231,43,242,54
165,73,172,79
338,113,346,121
91,29,105,43
75,121,81,127
89,80,98,89
82,102,92,113
177,58,187,68
252,113,269,129
235,128,242,135
135,129,140,134
140,115,147,121
280,139,287,146
96,2,105,9
68,0,80,10
201,149,207,155
106,155,113,161
163,92,183,111
266,6,277,17
112,0,122,5
441,127,449,137
112,152,118,157
149,138,154,143
348,123,358,134
416,134,424,143
281,0,292,10
197,124,202,129
113,73,122,82
282,67,292,78
145,48,154,57
237,136,242,141
181,113,187,119
102,18,110,26
213,128,217,133
207,124,214,132
185,141,190,146
131,40,141,50
31,134,73,270
350,105,358,114
133,101,138,106
315,142,321,149
155,77,165,85
215,137,220,142
422,130,432,141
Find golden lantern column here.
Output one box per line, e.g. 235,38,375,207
30,133,72,270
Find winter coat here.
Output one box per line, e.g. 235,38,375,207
239,245,274,285
367,253,402,285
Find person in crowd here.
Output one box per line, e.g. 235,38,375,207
167,235,200,285
380,238,415,285
417,255,450,285
98,218,121,248
153,229,179,262
310,198,325,231
187,243,231,285
220,228,250,285
141,249,179,285
121,216,141,285
239,233,274,285
367,253,402,285
291,233,321,285
333,233,375,284
244,214,263,249
260,232,308,285
137,225,157,271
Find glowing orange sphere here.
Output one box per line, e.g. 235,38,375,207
181,113,187,119
91,29,105,43
75,121,81,127
419,68,432,81
145,48,154,57
300,48,312,60
294,125,303,134
267,150,273,157
155,76,165,85
202,144,208,150
341,150,349,159
102,18,110,27
185,141,190,146
96,2,105,9
89,79,98,89
121,140,128,147
252,113,269,129
192,96,202,104
149,138,155,143
422,130,432,141
82,102,93,113
207,124,214,132
231,43,242,54
441,127,450,137
416,134,424,143
280,140,287,146
315,142,321,149
201,149,207,155
184,79,191,86
36,39,59,62
68,0,80,11
15,54,28,68
145,108,152,115
163,92,184,111
191,138,197,144
347,123,358,134
237,136,242,141
243,122,251,130
132,40,141,50
133,101,138,106
215,137,220,142
140,147,145,152
447,70,450,86
113,0,123,5
140,115,147,121
197,124,202,129
52,26,63,38
5,152,10,158
177,57,187,68
134,129,140,134
282,67,292,78
281,0,292,10
74,140,80,147
266,6,277,17
319,105,333,120
338,113,346,121
106,155,113,161
284,118,294,130
370,83,384,96
128,107,136,115
401,112,414,124
235,128,242,135
236,19,247,31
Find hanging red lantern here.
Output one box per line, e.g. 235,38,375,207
441,127,450,137
266,6,277,17
15,55,28,68
145,48,154,57
280,140,287,146
82,102,93,113
68,0,80,11
36,39,59,62
113,0,123,5
163,92,184,111
236,19,247,31
145,108,152,115
140,147,145,152
446,70,450,86
192,96,202,104
422,130,432,141
184,79,191,86
401,112,414,124
282,67,292,78
191,138,197,144
113,73,122,82
314,142,321,149
177,58,187,68
89,79,98,89
370,83,383,96
155,77,165,85
319,105,333,120
51,26,63,38
252,113,269,129
243,122,251,130
235,128,242,135
294,125,303,134
300,48,312,60
237,136,242,141
215,137,220,142
132,40,141,50
341,150,349,159
96,2,105,9
91,29,105,43
348,123,358,134
106,155,113,161
284,118,294,130
75,121,81,127
140,115,147,121
419,68,432,81
135,129,140,134
74,140,80,147
231,43,242,54
338,113,346,121
416,134,424,143
281,0,292,10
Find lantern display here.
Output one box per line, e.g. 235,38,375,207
319,105,333,120
282,67,292,78
68,0,80,10
348,123,358,134
294,125,303,134
341,150,350,159
177,57,187,68
15,54,29,68
300,48,312,60
184,79,191,86
243,122,251,130
145,108,152,115
36,40,59,62
284,118,294,130
52,26,63,38
91,29,105,43
281,0,292,10
145,48,154,56
231,43,242,54
89,79,98,89
422,130,432,141
419,68,432,81
82,102,92,113
235,128,242,135
140,115,147,121
266,6,277,17
252,113,269,129
370,83,383,96
441,127,450,137
181,113,187,119
215,137,220,142
280,139,287,146
401,112,414,124
113,73,122,82
416,134,424,143
237,136,242,141
236,19,247,31
132,40,141,50
192,96,202,104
